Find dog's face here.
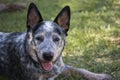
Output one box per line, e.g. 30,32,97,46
26,3,70,72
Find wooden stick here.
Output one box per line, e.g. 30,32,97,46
0,2,26,12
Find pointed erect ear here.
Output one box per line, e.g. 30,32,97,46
54,6,70,35
27,3,43,29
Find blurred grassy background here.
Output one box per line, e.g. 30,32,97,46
0,0,120,80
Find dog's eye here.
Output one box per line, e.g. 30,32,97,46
36,36,44,42
53,37,60,42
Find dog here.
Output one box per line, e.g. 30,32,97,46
0,3,113,80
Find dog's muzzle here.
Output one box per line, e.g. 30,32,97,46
31,41,55,72
32,49,61,72
43,52,54,61
33,49,56,72
40,52,54,71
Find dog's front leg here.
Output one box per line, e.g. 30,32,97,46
62,65,113,80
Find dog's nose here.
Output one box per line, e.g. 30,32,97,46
43,52,54,61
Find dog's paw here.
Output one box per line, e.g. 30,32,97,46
94,73,113,80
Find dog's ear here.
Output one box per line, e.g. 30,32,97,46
54,6,70,35
27,3,43,30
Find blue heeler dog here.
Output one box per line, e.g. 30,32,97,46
0,3,113,80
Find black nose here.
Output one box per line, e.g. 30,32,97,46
43,52,54,61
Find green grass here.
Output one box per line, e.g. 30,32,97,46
0,0,120,80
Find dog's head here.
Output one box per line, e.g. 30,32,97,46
26,3,70,72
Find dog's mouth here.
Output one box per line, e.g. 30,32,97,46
40,61,53,71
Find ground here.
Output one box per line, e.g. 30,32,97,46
0,0,120,80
